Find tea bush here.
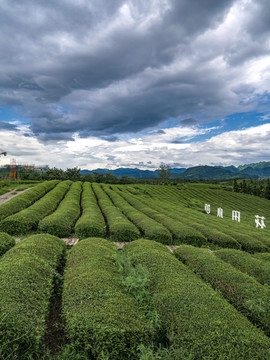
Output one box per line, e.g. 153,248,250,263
62,237,153,359
92,184,140,241
0,231,15,256
103,186,172,244
38,182,82,237
0,180,58,221
0,181,72,235
0,234,65,359
174,245,270,335
74,182,106,239
215,248,270,287
124,240,270,359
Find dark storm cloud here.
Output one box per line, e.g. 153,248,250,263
171,139,185,144
151,130,166,135
181,118,198,126
0,0,268,141
0,121,18,130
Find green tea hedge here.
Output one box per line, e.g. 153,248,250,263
124,240,270,359
0,180,58,221
0,180,72,235
103,186,172,244
38,181,82,237
254,252,270,262
0,231,15,256
218,227,268,252
114,186,206,246
215,248,270,287
0,234,65,359
92,184,139,242
62,237,153,359
174,245,270,335
74,182,106,239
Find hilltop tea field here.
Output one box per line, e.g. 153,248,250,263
0,181,270,359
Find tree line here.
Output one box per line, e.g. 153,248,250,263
15,164,174,184
233,179,270,200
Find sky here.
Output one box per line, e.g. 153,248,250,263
0,0,270,170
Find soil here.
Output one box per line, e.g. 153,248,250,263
114,242,126,249
0,188,32,205
44,253,66,355
62,238,79,246
114,242,180,252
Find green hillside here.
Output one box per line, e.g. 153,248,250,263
0,182,270,358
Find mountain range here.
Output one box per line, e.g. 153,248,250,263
81,161,270,180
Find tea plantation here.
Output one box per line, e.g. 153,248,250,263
0,181,269,359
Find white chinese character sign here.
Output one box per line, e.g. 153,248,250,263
232,211,240,222
203,204,266,229
255,215,266,229
204,204,211,214
217,208,223,218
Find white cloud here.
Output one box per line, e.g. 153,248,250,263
1,122,269,170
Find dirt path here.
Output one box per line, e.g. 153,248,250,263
15,238,213,254
0,188,32,205
62,238,79,246
114,242,180,252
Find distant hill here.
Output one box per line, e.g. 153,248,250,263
237,161,270,177
81,161,270,179
177,166,251,180
81,167,187,179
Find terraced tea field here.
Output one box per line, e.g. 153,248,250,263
0,181,269,359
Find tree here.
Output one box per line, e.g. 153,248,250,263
158,165,172,185
233,179,239,192
43,167,67,180
264,179,270,200
82,173,95,182
65,167,81,181
103,172,118,184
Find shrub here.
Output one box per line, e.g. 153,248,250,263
124,240,270,359
38,182,82,237
0,181,72,235
222,228,268,253
0,180,58,221
0,232,15,256
191,223,241,249
174,245,270,335
215,249,270,287
0,234,65,359
62,237,153,359
253,253,270,262
103,186,172,244
113,186,206,246
75,183,106,239
92,184,140,242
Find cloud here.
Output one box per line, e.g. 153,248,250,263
181,118,198,126
1,122,269,171
0,121,18,131
4,0,270,142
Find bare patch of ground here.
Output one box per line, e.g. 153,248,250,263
0,188,32,205
114,242,126,249
62,238,79,246
202,247,214,253
114,242,180,252
15,237,214,254
166,245,180,252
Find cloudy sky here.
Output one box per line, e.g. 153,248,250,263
0,0,270,170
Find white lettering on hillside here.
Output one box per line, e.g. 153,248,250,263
255,215,266,229
204,204,211,214
204,205,266,228
217,208,223,218
232,211,241,222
